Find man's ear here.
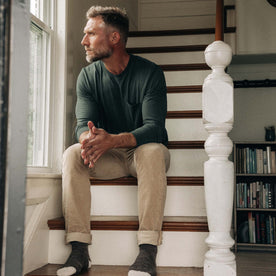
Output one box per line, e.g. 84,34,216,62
110,31,121,44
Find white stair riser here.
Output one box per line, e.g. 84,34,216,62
227,8,236,28
140,16,216,31
168,149,207,176
127,33,235,48
137,52,205,65
167,93,202,111
48,230,208,267
166,118,207,141
140,1,216,18
139,0,235,31
90,186,206,217
165,70,211,86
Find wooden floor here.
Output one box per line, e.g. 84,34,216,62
27,265,203,276
26,252,276,276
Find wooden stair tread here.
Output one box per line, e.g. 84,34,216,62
127,45,207,54
90,176,204,186
160,63,210,71
167,85,202,93
129,27,236,37
48,216,208,232
25,264,203,276
167,110,202,118
168,141,204,149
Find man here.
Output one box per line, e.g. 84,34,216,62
57,6,170,276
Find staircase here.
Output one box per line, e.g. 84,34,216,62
25,2,236,275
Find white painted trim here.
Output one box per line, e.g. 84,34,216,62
26,173,62,179
31,13,53,34
24,198,49,254
25,197,49,206
28,0,67,174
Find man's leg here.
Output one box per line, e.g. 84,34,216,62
128,143,170,276
58,144,130,276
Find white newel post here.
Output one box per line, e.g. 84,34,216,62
203,40,236,276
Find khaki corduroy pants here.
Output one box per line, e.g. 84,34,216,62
62,142,170,246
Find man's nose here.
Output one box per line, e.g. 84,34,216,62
81,34,88,46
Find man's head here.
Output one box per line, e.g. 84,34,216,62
81,6,129,63
86,6,129,44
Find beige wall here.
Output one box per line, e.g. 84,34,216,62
236,0,276,54
229,63,276,142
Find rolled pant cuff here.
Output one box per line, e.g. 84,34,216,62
137,230,163,246
66,232,92,245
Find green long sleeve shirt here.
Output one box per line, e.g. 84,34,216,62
75,54,168,147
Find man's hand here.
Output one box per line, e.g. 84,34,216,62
81,122,114,168
79,121,96,167
80,121,137,168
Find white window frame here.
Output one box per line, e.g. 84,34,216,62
27,0,66,175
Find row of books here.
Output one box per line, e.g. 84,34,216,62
236,146,276,174
236,182,276,209
238,212,276,245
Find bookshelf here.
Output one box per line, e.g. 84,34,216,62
234,141,276,252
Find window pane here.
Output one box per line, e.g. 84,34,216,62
28,23,49,167
30,0,41,19
30,0,52,26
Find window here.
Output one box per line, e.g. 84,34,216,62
28,0,66,173
28,0,53,167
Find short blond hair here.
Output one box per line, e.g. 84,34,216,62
86,6,129,44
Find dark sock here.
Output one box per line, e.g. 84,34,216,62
57,242,91,276
128,244,157,276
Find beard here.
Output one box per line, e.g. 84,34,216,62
85,47,113,63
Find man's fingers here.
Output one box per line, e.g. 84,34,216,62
88,121,95,130
88,151,101,168
88,149,103,165
92,126,99,134
88,160,95,168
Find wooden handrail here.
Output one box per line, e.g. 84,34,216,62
215,0,224,41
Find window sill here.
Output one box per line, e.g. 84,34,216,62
26,170,62,180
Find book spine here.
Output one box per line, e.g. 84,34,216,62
256,213,261,243
244,183,247,208
267,146,272,174
266,215,270,244
271,151,276,174
270,215,274,244
252,216,256,243
256,149,264,174
252,182,257,208
260,214,266,244
274,217,276,244
268,183,273,209
248,212,253,243
246,148,250,174
264,150,268,174
250,182,253,208
256,181,260,208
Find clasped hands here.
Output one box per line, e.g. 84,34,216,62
81,121,114,168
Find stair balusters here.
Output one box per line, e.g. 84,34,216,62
202,40,236,276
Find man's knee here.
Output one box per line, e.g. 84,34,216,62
63,143,82,167
135,143,170,171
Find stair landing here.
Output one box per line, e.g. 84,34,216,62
26,264,203,276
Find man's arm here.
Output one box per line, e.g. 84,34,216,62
131,66,168,146
80,121,137,168
75,68,100,141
